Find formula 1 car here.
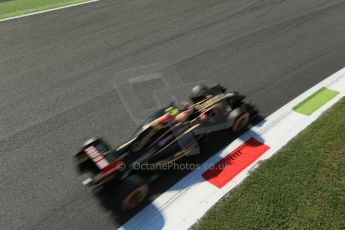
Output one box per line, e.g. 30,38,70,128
75,84,258,211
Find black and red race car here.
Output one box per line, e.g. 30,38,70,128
75,84,258,211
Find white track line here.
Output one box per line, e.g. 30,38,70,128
0,0,99,23
120,67,345,230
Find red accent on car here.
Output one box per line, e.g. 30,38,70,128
156,113,172,124
101,159,123,174
202,138,270,188
92,159,125,182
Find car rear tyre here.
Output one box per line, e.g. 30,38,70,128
232,112,250,132
115,175,149,211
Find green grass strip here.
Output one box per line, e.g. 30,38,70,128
0,0,89,20
194,98,345,230
293,87,339,116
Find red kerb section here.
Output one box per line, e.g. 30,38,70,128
202,138,270,188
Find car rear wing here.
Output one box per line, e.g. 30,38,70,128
75,138,124,186
75,138,111,169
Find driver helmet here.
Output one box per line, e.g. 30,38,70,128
190,84,209,103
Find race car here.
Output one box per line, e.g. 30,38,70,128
75,84,258,211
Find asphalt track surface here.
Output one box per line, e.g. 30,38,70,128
1,0,345,229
